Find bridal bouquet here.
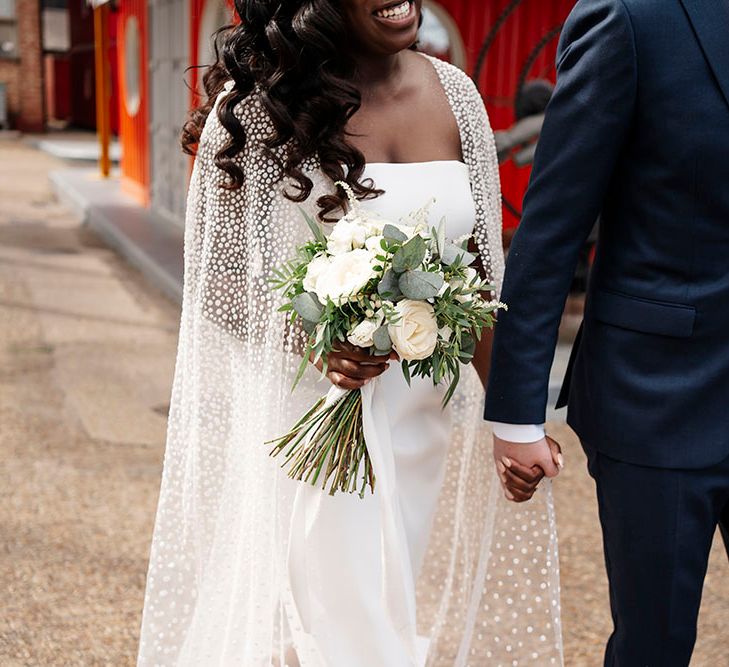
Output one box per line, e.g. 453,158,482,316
269,183,504,497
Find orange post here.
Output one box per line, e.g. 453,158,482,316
93,3,111,178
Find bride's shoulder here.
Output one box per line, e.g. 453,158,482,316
200,83,271,152
417,54,489,132
418,53,484,106
417,53,467,85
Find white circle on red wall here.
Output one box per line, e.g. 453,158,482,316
419,1,467,69
123,16,141,117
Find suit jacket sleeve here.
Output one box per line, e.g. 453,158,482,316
484,0,638,424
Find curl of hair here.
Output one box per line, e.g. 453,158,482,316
181,0,385,221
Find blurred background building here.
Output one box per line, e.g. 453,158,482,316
0,0,45,131
0,0,120,131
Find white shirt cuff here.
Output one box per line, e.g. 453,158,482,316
490,422,546,443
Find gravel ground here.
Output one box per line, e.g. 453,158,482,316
1,140,726,666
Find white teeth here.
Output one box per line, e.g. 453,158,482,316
375,1,410,20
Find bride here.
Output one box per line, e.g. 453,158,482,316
137,1,562,665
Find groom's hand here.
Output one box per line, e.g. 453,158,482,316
493,435,563,502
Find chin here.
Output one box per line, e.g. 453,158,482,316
367,0,421,53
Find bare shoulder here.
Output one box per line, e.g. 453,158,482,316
416,53,484,107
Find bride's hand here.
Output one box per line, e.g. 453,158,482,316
495,436,564,503
318,343,396,391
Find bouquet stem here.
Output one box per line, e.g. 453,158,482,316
267,387,375,498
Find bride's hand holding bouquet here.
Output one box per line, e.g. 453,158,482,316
317,341,396,391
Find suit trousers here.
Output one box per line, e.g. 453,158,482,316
583,444,729,666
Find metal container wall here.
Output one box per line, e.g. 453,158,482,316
118,0,150,205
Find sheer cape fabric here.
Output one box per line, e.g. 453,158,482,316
137,56,563,666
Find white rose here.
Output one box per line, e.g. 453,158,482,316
463,267,479,286
449,267,479,298
327,219,367,255
314,249,377,305
351,223,367,248
449,267,481,303
388,299,438,361
347,318,380,348
303,254,331,293
363,217,385,236
365,235,385,253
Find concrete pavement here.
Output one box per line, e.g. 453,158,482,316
0,140,177,665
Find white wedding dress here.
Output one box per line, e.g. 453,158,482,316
287,161,476,666
137,55,563,667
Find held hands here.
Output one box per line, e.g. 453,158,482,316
318,342,398,391
493,434,564,503
317,347,564,501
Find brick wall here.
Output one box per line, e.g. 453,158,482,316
0,0,45,132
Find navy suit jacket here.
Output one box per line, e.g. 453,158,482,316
484,0,729,469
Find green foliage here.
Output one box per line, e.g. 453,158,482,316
377,269,402,300
299,206,328,246
292,292,323,323
392,235,427,273
398,270,444,300
373,325,392,353
383,224,408,243
440,242,476,267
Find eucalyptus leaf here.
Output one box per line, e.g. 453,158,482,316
392,235,426,273
460,250,477,266
299,206,327,245
372,325,392,353
436,217,447,256
377,269,402,299
382,224,408,243
292,292,324,323
441,242,476,267
302,318,317,335
293,341,314,389
401,360,411,386
398,270,444,300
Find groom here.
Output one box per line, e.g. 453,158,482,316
484,0,729,664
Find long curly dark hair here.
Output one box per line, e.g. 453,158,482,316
182,0,402,221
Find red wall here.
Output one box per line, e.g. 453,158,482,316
435,0,577,229
44,55,71,122
118,0,149,205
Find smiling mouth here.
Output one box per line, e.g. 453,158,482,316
373,0,414,23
